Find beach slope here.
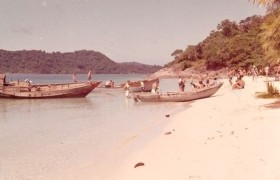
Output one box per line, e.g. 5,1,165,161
115,76,280,180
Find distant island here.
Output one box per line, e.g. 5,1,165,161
0,49,162,74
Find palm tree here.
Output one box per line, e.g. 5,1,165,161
251,0,280,8
261,9,280,63
251,0,280,64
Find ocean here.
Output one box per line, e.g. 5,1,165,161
0,74,190,180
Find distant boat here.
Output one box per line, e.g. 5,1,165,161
0,74,101,99
120,78,159,92
132,83,223,102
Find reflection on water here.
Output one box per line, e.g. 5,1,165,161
0,74,191,180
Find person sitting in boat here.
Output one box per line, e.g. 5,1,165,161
232,76,245,90
105,80,110,88
198,80,205,88
110,80,115,87
190,82,199,89
105,80,112,88
204,73,210,87
205,79,210,87
105,80,115,88
24,79,32,85
191,80,205,89
151,80,159,94
210,77,219,86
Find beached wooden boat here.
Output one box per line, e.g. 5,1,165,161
0,74,101,99
132,83,223,102
120,78,159,92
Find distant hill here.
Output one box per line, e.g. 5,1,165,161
0,49,162,74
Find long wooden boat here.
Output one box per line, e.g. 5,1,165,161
120,78,159,92
0,74,101,99
132,83,223,102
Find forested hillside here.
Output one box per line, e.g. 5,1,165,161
0,50,161,74
167,13,277,71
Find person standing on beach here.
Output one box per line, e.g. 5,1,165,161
72,73,77,83
238,68,245,77
178,76,185,92
251,65,258,81
274,64,280,81
264,65,269,79
124,81,130,97
227,68,235,86
87,70,93,81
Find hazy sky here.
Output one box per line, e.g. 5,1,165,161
0,0,266,65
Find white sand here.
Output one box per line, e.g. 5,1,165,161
114,76,280,180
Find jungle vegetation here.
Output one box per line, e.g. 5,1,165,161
167,3,280,71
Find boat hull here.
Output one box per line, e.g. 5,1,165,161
0,81,101,99
133,83,223,102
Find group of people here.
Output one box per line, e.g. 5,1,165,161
232,75,245,90
227,68,245,89
178,74,219,92
228,64,280,83
105,80,115,88
72,70,93,83
227,64,280,90
73,65,280,96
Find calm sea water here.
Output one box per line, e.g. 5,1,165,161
0,74,190,180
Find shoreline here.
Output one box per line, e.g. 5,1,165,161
114,76,280,180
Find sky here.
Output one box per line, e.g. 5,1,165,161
0,0,266,66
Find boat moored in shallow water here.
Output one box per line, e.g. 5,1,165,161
132,83,223,102
0,74,101,99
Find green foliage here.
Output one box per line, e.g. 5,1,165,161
171,49,183,56
257,82,280,98
251,0,280,10
191,60,206,70
0,50,162,74
217,19,239,37
266,82,280,96
180,61,192,71
260,9,280,64
167,15,269,71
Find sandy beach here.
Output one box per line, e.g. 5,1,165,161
114,76,280,180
